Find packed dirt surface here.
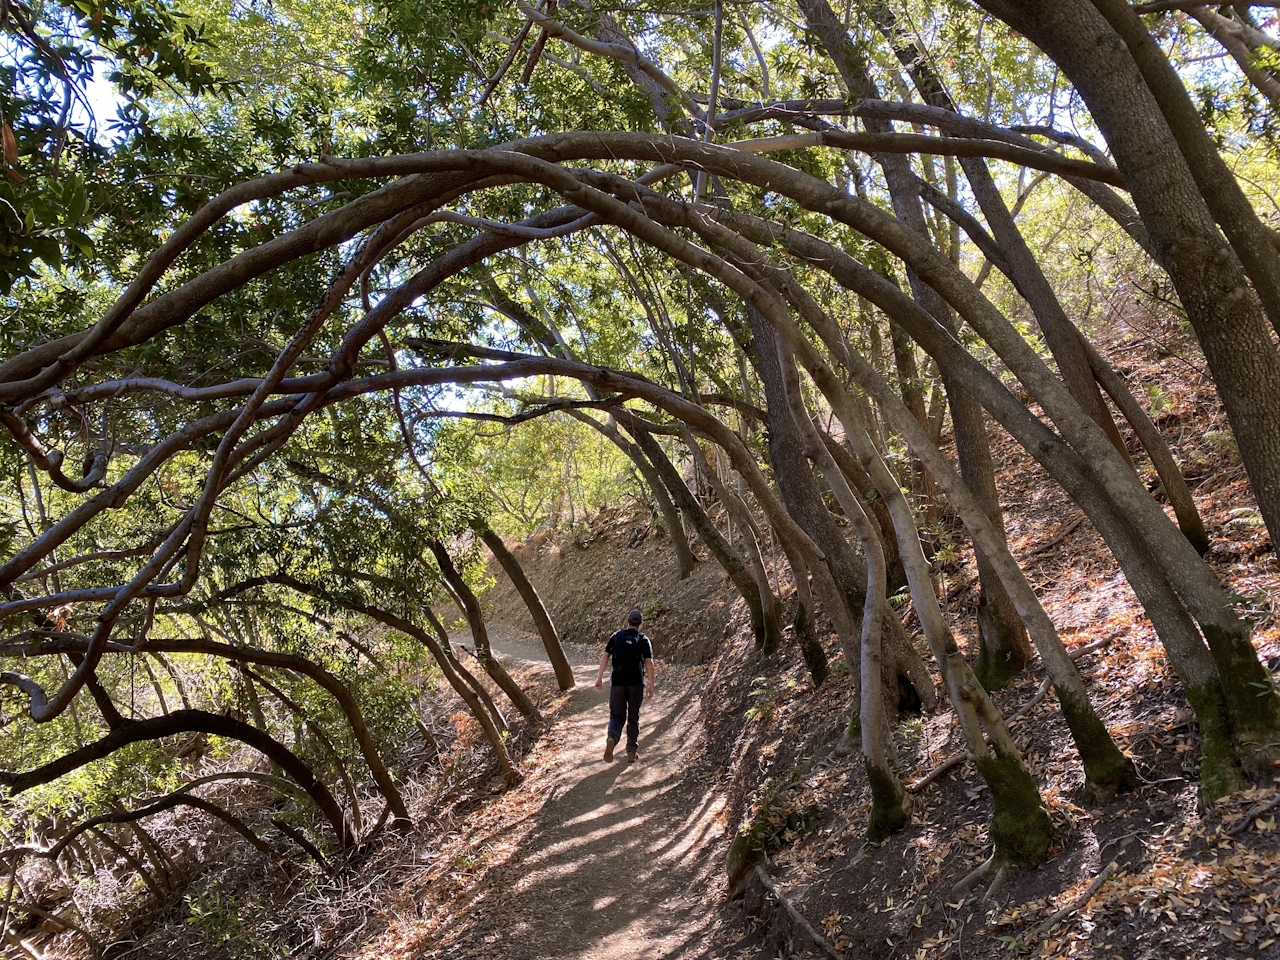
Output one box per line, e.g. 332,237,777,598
351,634,732,960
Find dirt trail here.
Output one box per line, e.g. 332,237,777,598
421,632,729,960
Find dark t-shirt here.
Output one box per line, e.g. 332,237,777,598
605,628,653,686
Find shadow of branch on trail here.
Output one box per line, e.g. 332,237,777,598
418,675,726,960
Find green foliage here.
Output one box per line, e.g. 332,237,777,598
736,770,820,855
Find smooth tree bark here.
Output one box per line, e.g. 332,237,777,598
478,525,575,690
678,425,787,656
429,538,542,724
799,0,1031,689
748,306,935,726
423,604,510,734
604,177,1132,802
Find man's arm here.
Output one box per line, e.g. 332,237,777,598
594,652,610,691
645,656,655,699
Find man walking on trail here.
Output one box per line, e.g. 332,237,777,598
595,608,655,763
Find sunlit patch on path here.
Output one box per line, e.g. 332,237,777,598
397,633,727,960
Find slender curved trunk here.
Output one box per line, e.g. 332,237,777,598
623,416,783,651
571,412,698,578
429,539,542,723
819,430,907,591
782,545,830,686
679,427,786,655
782,344,909,838
1081,338,1210,554
423,604,509,733
478,525,575,690
748,306,934,725
798,0,1030,687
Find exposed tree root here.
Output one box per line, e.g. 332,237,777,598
1025,861,1117,941
754,865,842,959
952,854,996,895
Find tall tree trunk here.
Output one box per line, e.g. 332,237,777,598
423,605,509,733
782,342,909,838
798,0,1030,687
748,305,934,726
566,410,697,578
478,525,575,690
820,429,908,591
678,427,787,655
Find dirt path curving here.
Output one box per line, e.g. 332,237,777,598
414,632,730,960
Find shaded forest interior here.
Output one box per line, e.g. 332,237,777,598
3,0,1280,957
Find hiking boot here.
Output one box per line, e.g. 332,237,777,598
627,747,638,763
604,737,617,761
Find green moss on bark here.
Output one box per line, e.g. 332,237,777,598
865,760,910,841
726,831,761,888
845,708,861,742
1202,622,1280,774
974,751,1052,867
1183,677,1248,800
793,605,828,686
1056,687,1139,802
973,647,1019,693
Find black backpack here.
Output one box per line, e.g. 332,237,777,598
610,629,649,677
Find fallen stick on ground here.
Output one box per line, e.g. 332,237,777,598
1025,861,1117,942
754,865,842,959
1027,516,1085,557
1226,792,1280,836
908,750,971,793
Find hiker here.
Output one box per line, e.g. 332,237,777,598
594,608,655,763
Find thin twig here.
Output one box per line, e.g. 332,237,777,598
753,865,842,959
1025,861,1117,941
1226,792,1280,835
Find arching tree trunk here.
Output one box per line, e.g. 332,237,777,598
478,525,575,690
0,710,355,850
798,0,1030,689
678,427,787,655
781,340,909,838
423,605,509,733
429,539,542,723
568,410,698,578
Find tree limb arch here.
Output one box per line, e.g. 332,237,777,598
0,709,354,849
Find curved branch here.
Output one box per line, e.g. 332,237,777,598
0,709,354,849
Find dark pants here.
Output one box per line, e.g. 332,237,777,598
607,684,644,750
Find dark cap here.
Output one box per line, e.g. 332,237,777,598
627,608,643,625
